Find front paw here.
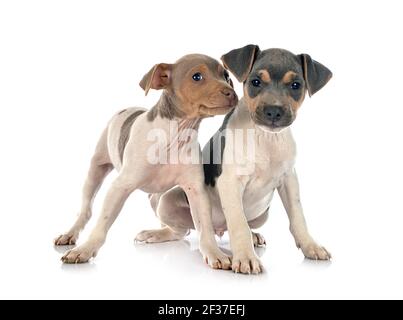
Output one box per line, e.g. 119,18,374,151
200,245,231,270
232,251,263,274
61,243,99,264
300,242,331,260
54,233,78,246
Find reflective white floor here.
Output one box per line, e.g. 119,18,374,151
2,158,403,300
2,214,402,300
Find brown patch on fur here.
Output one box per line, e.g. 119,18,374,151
119,110,145,161
139,63,172,96
258,70,271,83
282,71,297,84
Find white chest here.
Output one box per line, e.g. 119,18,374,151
241,129,296,220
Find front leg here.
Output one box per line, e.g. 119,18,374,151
61,174,137,263
277,169,331,260
217,175,262,274
181,180,231,270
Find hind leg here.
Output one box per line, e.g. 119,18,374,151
248,210,268,247
136,187,193,243
140,186,231,270
251,231,266,247
55,128,113,246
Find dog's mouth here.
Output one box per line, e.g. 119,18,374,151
200,94,238,116
251,112,294,132
199,104,235,116
257,123,289,133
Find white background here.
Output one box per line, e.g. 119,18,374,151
1,0,402,300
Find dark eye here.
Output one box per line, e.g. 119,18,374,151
291,81,301,90
192,73,203,81
251,79,261,87
224,71,230,82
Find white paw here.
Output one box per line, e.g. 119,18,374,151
200,244,232,270
252,232,266,247
135,228,184,243
61,243,99,264
232,251,263,274
54,233,78,246
300,242,331,260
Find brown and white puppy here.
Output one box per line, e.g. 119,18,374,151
54,54,237,269
150,45,332,274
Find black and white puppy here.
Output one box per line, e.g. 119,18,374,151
147,45,332,274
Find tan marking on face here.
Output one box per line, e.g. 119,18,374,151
282,71,297,84
287,89,306,113
243,86,262,113
244,85,306,125
258,69,271,83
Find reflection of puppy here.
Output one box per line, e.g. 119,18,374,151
55,54,237,268
152,45,332,274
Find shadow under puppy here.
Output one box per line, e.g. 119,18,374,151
150,45,332,274
54,54,237,269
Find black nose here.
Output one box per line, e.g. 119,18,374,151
263,105,285,122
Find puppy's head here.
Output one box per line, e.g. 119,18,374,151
139,54,238,119
222,45,332,132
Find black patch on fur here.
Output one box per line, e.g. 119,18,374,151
246,49,304,100
221,45,260,82
183,192,189,204
299,54,333,96
203,108,234,187
246,73,264,98
255,49,302,79
288,81,304,101
119,110,145,161
147,93,185,121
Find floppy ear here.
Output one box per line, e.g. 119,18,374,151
299,54,332,96
139,63,172,95
221,44,260,83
